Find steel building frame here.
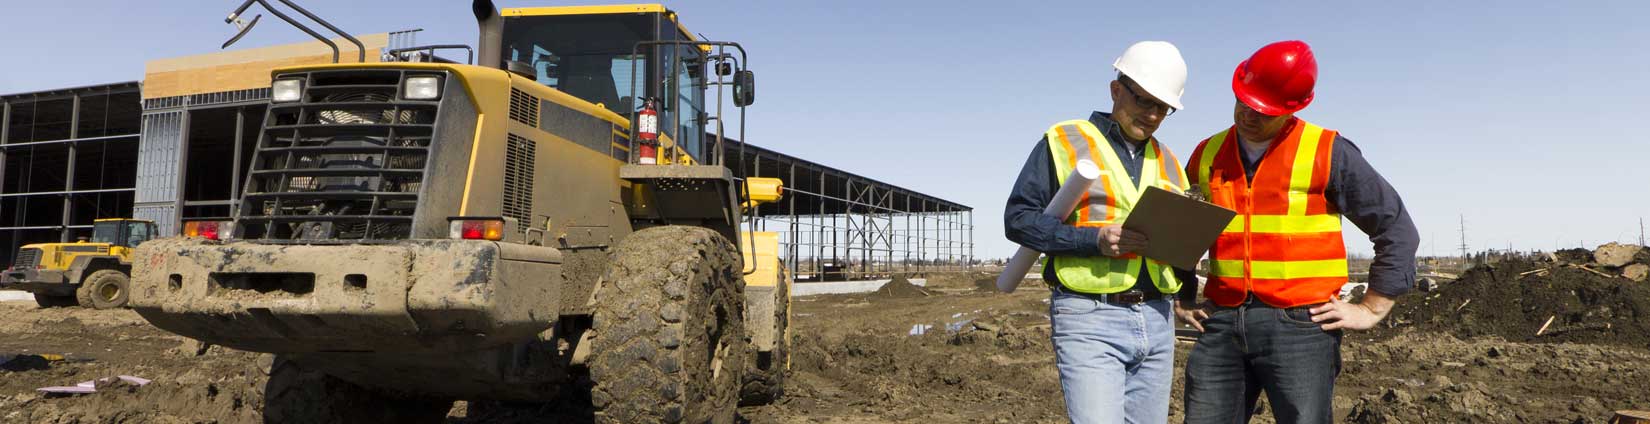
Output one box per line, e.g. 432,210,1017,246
1,82,143,266
726,141,974,281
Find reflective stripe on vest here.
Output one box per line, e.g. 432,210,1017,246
1190,119,1347,308
1044,119,1189,294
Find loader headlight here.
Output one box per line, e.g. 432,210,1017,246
272,79,303,103
404,76,442,100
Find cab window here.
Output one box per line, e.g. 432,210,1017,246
127,222,151,247
91,222,121,244
502,14,652,117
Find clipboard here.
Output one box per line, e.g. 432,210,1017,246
1121,186,1238,270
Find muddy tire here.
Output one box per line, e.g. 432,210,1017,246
262,356,451,424
740,267,791,406
79,269,129,309
32,293,76,308
589,226,746,424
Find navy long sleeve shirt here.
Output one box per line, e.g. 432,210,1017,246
1003,112,1199,295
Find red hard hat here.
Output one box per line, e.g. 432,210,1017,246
1232,40,1317,116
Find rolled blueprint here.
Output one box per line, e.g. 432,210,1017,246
996,159,1101,293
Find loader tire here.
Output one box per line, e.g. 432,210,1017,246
590,226,746,424
80,269,129,310
739,269,791,406
262,356,451,424
32,293,76,308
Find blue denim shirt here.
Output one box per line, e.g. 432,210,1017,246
1003,112,1197,296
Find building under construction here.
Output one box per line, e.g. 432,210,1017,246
0,34,972,281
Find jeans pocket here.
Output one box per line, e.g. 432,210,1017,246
1277,307,1322,328
1050,294,1099,315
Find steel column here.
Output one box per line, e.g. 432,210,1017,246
60,94,79,242
230,107,245,217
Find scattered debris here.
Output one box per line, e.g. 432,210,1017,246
907,324,933,336
1625,264,1650,282
1593,242,1642,268
38,375,151,395
1536,316,1556,336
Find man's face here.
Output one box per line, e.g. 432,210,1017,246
1233,99,1292,142
1110,79,1173,142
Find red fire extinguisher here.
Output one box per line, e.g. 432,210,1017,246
637,99,659,164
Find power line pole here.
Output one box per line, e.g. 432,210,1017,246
1457,214,1469,259
1639,217,1645,246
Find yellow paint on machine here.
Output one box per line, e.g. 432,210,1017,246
742,232,781,287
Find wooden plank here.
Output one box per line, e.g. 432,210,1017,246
142,34,390,100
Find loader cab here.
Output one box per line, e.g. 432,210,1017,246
497,5,709,161
90,219,157,248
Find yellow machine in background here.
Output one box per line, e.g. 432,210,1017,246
127,1,788,422
1,219,156,309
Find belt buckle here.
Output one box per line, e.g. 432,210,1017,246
1114,290,1145,304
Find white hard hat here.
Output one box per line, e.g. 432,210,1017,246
1113,41,1188,110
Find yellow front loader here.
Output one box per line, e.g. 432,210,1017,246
1,219,157,309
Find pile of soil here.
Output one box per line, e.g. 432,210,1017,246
1339,333,1650,423
1381,256,1650,349
869,275,931,299
924,270,1003,293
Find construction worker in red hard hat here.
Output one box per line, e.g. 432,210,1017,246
1176,40,1420,424
1004,41,1199,424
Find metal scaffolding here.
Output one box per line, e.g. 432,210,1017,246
725,140,974,281
1,82,143,266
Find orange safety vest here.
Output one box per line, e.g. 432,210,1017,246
1187,119,1347,308
1045,120,1188,294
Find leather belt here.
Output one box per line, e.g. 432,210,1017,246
1052,284,1164,305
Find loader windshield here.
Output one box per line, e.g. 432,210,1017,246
91,221,122,245
502,14,652,117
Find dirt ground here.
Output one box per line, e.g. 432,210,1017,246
3,268,1648,423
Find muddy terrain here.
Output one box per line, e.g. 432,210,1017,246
3,267,1647,423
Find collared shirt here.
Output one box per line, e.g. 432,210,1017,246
1229,119,1420,299
1004,112,1198,295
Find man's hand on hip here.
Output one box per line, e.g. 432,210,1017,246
1309,292,1395,331
1173,302,1210,332
1098,226,1147,257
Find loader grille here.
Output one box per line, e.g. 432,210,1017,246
12,248,41,270
236,70,444,241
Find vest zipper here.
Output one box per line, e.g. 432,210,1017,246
1244,185,1254,296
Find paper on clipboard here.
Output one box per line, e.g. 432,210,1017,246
1120,186,1238,270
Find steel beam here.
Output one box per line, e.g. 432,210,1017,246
60,94,78,242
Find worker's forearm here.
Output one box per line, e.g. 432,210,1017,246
1358,291,1396,319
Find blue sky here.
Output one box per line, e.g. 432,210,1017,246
5,1,1649,259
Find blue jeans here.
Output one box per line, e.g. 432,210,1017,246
1182,298,1343,424
1049,288,1176,424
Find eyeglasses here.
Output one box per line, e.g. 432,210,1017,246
1122,81,1176,117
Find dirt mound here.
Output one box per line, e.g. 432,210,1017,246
869,275,931,299
924,271,1002,293
1338,333,1650,423
1381,258,1650,349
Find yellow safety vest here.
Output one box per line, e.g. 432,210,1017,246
1045,119,1190,294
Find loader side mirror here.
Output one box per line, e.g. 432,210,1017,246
733,70,755,107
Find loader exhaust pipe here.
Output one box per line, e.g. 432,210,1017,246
473,0,503,69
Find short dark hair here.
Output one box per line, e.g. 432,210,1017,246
1117,72,1134,87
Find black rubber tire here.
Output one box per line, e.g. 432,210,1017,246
32,293,77,308
589,226,746,424
80,269,129,309
739,267,791,406
262,356,451,424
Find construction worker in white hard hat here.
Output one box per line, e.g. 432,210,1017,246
1004,41,1199,424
